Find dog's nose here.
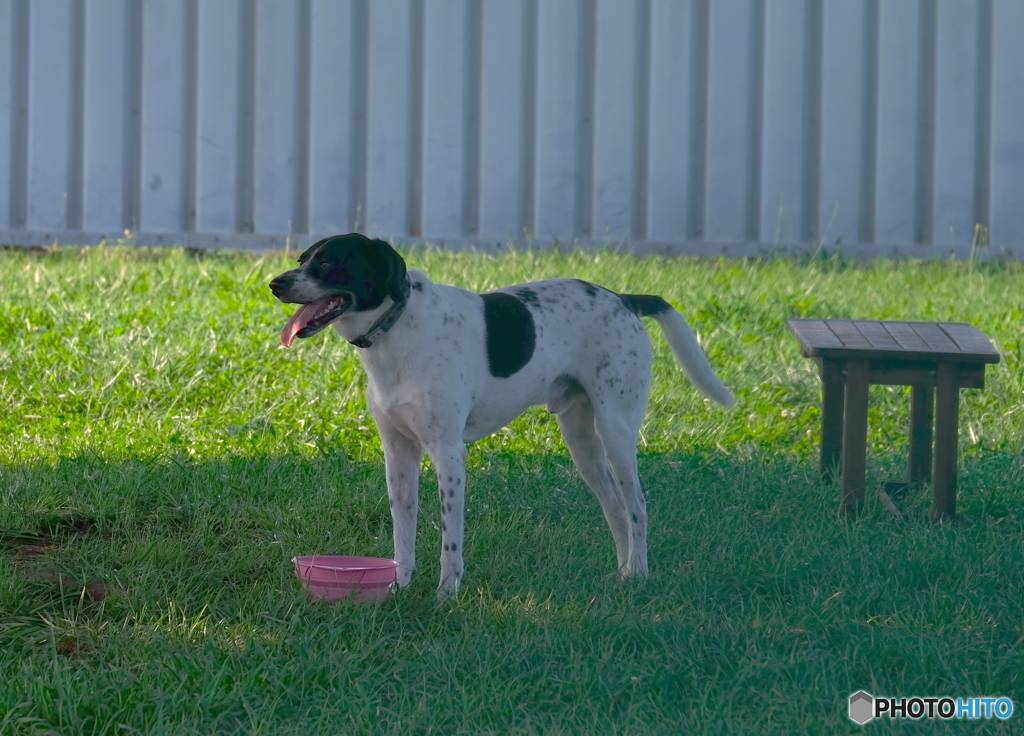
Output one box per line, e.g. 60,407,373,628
269,275,287,296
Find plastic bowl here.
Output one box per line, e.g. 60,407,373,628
293,555,399,603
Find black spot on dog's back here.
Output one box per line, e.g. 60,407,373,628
514,287,540,307
481,292,536,378
619,293,670,317
575,279,600,297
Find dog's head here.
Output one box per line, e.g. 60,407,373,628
269,233,407,347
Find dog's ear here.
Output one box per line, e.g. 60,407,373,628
298,237,330,264
371,239,407,302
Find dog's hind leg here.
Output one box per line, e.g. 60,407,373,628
593,409,649,579
379,419,423,588
554,390,632,574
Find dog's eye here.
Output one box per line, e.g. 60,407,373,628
319,261,330,271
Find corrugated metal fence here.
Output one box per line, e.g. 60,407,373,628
1,0,1023,258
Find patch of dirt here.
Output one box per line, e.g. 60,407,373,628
84,580,118,602
10,541,57,559
2,515,130,659
2,514,125,603
1,514,95,551
55,634,95,658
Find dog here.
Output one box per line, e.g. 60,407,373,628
270,233,733,594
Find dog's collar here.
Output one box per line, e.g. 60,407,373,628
348,276,412,349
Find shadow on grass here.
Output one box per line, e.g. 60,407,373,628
1,448,1023,733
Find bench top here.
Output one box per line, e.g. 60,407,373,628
787,319,1000,364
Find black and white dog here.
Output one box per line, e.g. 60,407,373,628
270,233,733,594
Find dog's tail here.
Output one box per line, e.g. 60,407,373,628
620,294,735,407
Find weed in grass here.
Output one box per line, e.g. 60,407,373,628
1,246,1023,733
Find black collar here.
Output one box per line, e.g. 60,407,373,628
348,276,412,349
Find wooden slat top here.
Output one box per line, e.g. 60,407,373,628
787,319,1000,364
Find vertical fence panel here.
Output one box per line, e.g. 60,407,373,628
308,0,357,237
421,0,469,239
140,0,187,233
875,1,921,244
819,0,872,247
82,0,128,233
195,0,241,234
932,0,982,247
252,0,304,236
990,0,1024,245
646,0,697,243
591,0,642,242
704,0,760,242
26,0,74,231
478,0,530,241
364,0,416,238
0,0,14,229
534,0,584,240
760,0,809,245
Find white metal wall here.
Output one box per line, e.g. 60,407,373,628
1,0,1022,258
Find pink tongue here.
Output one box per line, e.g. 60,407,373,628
280,299,332,347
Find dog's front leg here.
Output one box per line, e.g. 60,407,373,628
425,442,468,595
378,419,423,588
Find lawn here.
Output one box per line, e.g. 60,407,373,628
1,243,1022,734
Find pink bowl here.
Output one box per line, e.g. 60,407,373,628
293,555,399,603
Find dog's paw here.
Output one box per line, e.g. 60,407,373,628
617,559,650,581
395,566,413,589
436,570,463,598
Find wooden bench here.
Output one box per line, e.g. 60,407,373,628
787,319,999,519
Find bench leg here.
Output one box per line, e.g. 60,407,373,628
932,364,959,520
820,362,845,481
909,384,934,486
841,360,870,515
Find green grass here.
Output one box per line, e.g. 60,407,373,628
1,244,1023,734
